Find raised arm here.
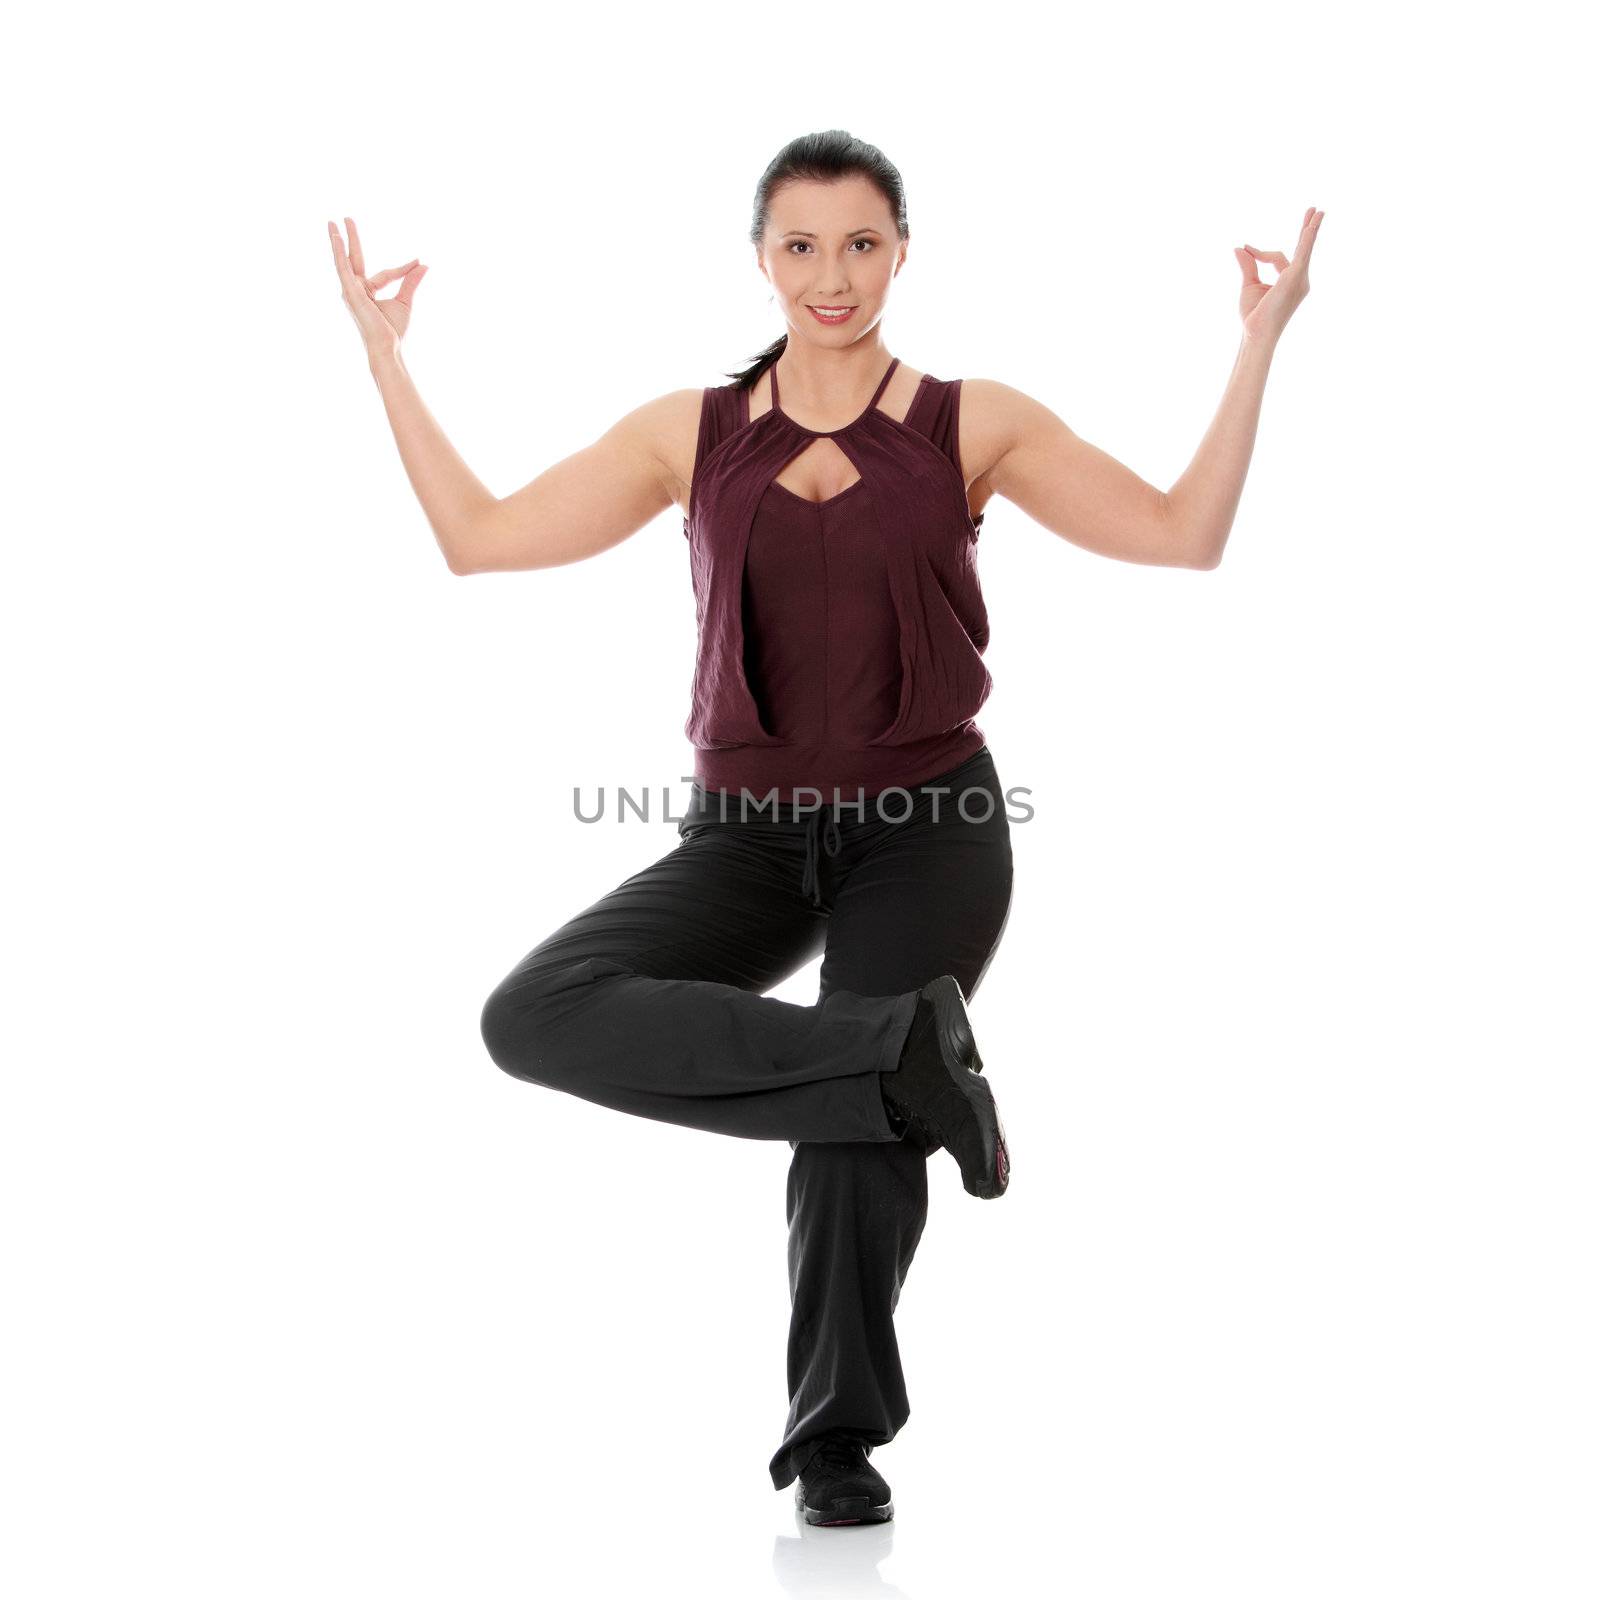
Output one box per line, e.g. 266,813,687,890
455,388,698,575
965,206,1324,571
330,216,694,575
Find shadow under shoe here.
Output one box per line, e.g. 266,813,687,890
880,973,1010,1198
794,1433,894,1526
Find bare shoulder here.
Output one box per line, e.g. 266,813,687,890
957,378,1079,491
959,379,1068,467
599,386,706,516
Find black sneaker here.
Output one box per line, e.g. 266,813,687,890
794,1433,894,1526
881,974,1010,1198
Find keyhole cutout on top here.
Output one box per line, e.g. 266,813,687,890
771,435,863,507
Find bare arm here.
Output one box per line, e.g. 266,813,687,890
331,216,693,576
365,347,694,575
465,386,698,574
969,334,1275,570
968,207,1323,570
1162,332,1277,569
969,379,1197,567
363,344,494,574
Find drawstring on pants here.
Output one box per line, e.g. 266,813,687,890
799,806,843,908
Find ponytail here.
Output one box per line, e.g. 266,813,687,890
725,332,787,391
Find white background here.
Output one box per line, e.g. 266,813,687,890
5,1,1595,1595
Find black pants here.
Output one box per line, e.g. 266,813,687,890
478,744,1015,1489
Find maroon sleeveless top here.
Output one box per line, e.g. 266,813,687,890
681,356,992,804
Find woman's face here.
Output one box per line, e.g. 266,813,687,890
757,175,905,346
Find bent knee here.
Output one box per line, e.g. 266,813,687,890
480,981,549,1085
479,955,633,1085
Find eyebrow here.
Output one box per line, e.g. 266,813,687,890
778,228,884,239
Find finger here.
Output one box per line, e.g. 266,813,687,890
1243,245,1291,271
345,215,366,279
328,219,353,277
1234,247,1260,285
1294,208,1324,265
328,222,369,298
368,259,420,289
393,262,428,309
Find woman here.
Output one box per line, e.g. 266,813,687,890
328,129,1321,1527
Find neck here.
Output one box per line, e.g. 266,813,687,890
774,342,894,410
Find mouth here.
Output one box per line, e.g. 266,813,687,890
807,304,857,324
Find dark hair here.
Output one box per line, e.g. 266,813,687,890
724,130,909,390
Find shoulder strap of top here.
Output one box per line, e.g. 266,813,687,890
768,355,900,417
869,356,901,407
694,383,745,479
906,375,964,468
906,377,983,529
683,384,746,537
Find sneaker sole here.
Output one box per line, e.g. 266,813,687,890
920,974,1010,1199
795,1484,894,1525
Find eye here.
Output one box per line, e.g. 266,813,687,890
787,239,875,255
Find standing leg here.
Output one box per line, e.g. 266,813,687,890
768,771,1015,1490
480,825,921,1145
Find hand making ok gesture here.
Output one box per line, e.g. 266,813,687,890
328,215,428,359
1236,207,1325,345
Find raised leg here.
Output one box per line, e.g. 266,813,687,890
480,827,921,1144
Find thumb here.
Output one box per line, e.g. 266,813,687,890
1234,247,1259,284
